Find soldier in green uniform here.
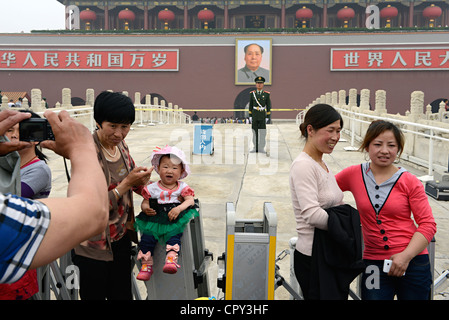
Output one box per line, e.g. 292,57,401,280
249,76,271,153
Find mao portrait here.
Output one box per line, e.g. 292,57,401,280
235,38,272,85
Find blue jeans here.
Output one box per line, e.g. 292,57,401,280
361,254,432,300
139,233,182,255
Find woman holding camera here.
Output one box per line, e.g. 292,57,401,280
72,91,151,300
3,110,51,199
0,110,52,300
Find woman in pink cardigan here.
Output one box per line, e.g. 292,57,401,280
289,104,345,299
335,120,436,300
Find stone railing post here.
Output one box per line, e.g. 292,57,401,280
438,100,446,121
168,102,173,124
153,97,160,123
22,97,29,109
61,88,72,109
159,100,167,123
360,89,370,111
375,90,387,114
338,90,346,108
86,88,94,107
134,92,141,123
331,91,338,107
320,94,325,104
325,92,331,104
1,95,8,110
348,88,357,109
145,94,152,124
410,91,424,121
31,88,45,112
179,108,185,123
174,104,179,124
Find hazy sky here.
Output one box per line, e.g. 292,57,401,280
0,0,65,33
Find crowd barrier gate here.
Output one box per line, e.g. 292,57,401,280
217,202,277,300
140,199,213,300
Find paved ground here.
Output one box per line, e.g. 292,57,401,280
45,120,449,300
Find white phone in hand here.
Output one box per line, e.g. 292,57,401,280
383,259,392,273
383,259,405,275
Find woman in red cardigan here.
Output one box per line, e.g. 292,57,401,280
335,120,436,300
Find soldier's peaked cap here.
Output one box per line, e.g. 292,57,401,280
255,76,265,83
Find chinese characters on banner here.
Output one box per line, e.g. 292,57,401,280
331,48,449,71
0,49,179,71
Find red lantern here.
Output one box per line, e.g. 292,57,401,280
423,4,442,27
380,5,398,28
158,8,175,30
80,8,97,30
118,8,136,21
423,4,442,19
118,8,135,30
296,6,313,28
337,6,355,28
198,8,214,29
80,8,97,21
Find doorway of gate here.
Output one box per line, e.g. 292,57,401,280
234,87,255,120
430,98,449,113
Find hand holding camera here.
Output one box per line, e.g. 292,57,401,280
0,109,95,161
40,110,96,160
0,109,33,156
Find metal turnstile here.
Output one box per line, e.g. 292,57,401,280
141,199,213,300
284,236,446,300
218,202,277,300
34,252,78,300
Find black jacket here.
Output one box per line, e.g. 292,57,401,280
309,204,365,300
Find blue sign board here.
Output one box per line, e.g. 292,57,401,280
193,125,213,155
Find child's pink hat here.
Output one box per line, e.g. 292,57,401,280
151,145,190,179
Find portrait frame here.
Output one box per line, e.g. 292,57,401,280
235,38,272,85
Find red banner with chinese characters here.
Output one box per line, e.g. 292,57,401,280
331,48,449,71
0,49,179,71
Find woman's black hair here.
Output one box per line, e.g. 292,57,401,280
299,104,343,139
93,91,135,127
359,120,405,157
18,110,48,163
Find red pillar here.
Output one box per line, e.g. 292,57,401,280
104,4,109,30
144,4,149,30
322,4,328,28
445,7,449,27
224,4,229,29
408,2,414,27
281,1,286,28
184,4,188,29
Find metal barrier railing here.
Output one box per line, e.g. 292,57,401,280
30,104,191,129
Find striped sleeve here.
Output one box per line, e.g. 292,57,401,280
0,193,50,284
